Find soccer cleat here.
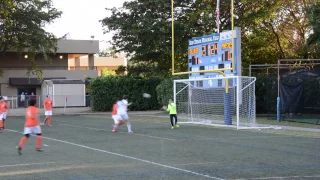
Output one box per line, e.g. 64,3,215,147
112,129,117,132
128,131,133,134
17,146,22,155
40,123,44,126
36,148,45,152
171,126,174,129
175,124,179,128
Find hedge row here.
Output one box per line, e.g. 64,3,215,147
156,75,188,106
89,75,320,114
89,76,162,111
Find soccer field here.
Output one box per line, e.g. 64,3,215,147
0,114,319,180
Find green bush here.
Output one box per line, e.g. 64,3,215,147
255,75,278,113
156,75,188,106
89,76,162,111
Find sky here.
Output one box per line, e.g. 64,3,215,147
45,0,130,50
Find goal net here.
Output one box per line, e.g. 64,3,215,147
174,76,265,129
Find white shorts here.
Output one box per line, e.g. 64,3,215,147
118,112,129,120
112,115,121,124
23,126,42,135
45,111,52,116
1,112,7,119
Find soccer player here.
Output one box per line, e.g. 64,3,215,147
117,95,133,133
42,95,53,126
0,96,9,130
17,99,44,155
111,100,124,132
166,99,179,129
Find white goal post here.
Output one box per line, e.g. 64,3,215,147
174,76,277,129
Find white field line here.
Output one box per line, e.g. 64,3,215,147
6,128,224,180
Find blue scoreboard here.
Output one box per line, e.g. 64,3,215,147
188,27,242,88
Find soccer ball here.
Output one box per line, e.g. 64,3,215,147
143,93,151,98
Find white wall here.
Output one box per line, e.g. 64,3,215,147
52,84,85,107
0,70,98,96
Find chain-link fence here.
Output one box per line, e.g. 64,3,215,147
2,95,91,109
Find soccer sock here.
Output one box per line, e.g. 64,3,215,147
3,120,5,128
36,136,42,149
43,118,47,124
0,121,3,129
113,124,118,130
127,124,132,132
19,136,28,148
48,118,51,126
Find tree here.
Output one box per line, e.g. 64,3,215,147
306,2,320,58
101,67,116,76
98,47,117,57
101,0,317,76
0,0,62,78
101,0,199,77
238,0,316,65
116,65,126,74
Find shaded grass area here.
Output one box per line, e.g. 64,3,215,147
256,117,320,129
123,114,320,138
1,115,320,180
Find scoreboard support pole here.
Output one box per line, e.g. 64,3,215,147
224,91,232,125
231,0,235,72
171,0,175,76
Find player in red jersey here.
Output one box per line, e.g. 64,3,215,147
0,96,9,131
111,100,124,132
17,99,44,155
42,95,53,126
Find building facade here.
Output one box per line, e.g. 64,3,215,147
75,56,127,76
0,39,99,98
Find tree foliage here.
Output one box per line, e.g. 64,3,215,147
0,0,62,78
101,0,318,76
306,2,320,58
99,47,117,57
101,67,116,76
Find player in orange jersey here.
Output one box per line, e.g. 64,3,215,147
42,95,53,126
17,99,44,155
0,96,9,130
111,100,124,132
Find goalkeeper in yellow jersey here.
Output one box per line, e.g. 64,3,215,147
166,99,179,129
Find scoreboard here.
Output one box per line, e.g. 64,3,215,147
188,27,242,88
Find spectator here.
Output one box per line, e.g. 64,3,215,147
20,92,25,107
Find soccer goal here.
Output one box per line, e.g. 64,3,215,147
174,76,273,129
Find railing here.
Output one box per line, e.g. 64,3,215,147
2,95,91,109
1,66,98,70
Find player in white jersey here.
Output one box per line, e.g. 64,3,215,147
117,95,133,133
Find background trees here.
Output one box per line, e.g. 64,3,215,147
0,0,62,78
101,0,318,76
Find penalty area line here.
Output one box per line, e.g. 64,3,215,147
5,128,224,180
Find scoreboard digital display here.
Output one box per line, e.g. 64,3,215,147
188,28,242,88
